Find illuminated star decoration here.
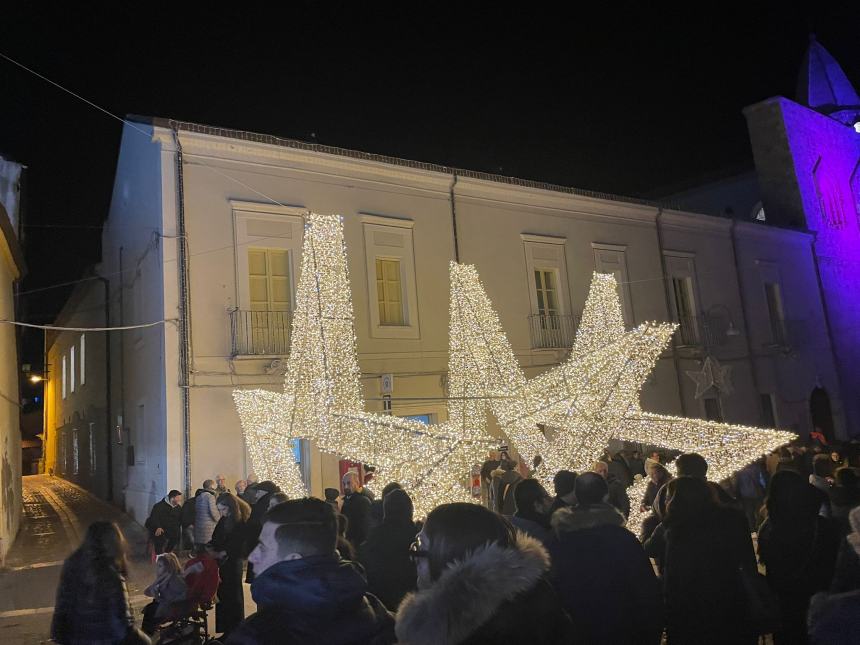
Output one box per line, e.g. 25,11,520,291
234,214,496,514
449,269,794,533
686,355,733,398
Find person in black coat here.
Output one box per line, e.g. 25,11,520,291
368,482,402,532
758,470,841,645
357,489,418,610
661,477,758,645
209,492,253,639
227,498,395,644
52,521,150,645
808,505,860,645
145,490,183,555
342,472,373,547
831,505,860,593
550,469,577,513
593,460,631,517
395,503,573,645
181,488,204,551
548,472,663,644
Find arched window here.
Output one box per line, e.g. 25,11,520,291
813,158,847,230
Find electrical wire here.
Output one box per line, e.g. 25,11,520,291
0,319,176,332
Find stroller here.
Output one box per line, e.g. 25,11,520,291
153,552,222,644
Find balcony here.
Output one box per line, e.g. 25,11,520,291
672,313,736,351
230,309,291,356
528,313,581,349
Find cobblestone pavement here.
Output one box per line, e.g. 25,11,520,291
0,475,254,644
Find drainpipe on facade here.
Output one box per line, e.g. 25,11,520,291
809,231,846,434
449,170,460,263
169,123,193,497
118,247,126,489
655,207,688,416
95,275,114,502
728,221,762,419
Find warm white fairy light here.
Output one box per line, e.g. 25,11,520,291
234,214,794,525
448,269,794,535
234,214,496,515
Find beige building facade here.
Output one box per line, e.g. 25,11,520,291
45,117,846,523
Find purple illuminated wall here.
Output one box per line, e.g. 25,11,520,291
746,96,860,436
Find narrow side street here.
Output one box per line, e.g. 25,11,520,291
0,475,254,644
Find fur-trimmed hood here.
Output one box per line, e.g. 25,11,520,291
551,503,625,533
395,531,550,645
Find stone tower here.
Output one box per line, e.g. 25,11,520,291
744,36,860,437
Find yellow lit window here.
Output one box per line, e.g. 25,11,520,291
376,258,404,325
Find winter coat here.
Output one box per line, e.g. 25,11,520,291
606,473,631,517
663,506,758,645
830,485,860,535
831,536,860,592
182,489,204,529
145,499,182,552
758,514,841,643
342,492,373,547
548,504,662,644
210,517,251,635
145,572,187,619
490,468,522,515
511,514,552,544
395,531,574,645
194,489,219,545
357,519,418,610
807,589,860,645
51,550,139,645
225,555,395,645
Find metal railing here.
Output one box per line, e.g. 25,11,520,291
527,313,581,349
673,313,704,347
230,309,291,356
673,313,736,349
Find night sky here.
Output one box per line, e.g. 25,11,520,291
1,4,857,366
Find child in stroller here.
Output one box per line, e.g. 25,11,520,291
149,547,221,644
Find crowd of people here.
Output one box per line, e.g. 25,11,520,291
49,438,860,645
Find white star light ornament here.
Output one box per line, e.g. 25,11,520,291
233,214,496,515
448,270,794,532
686,355,733,399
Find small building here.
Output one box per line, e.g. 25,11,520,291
42,274,111,501
0,155,26,563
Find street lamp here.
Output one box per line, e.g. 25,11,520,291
706,304,741,337
29,374,44,384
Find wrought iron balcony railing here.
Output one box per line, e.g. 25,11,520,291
527,313,581,349
230,309,291,356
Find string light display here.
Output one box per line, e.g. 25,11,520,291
449,269,794,534
234,214,496,514
234,213,794,525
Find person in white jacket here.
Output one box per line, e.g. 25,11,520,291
194,480,219,547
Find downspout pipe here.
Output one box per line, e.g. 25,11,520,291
449,171,460,263
95,275,114,502
728,221,762,419
169,123,193,497
655,207,688,416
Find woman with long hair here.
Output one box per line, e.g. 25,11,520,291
141,552,187,634
209,491,252,639
51,521,150,644
661,477,758,644
758,470,840,644
395,503,573,644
